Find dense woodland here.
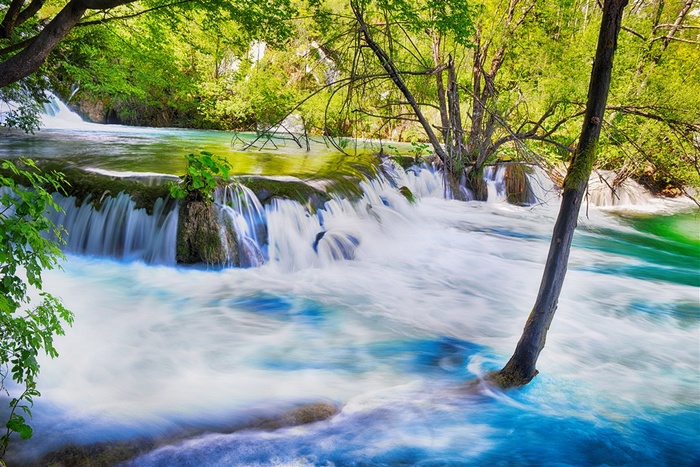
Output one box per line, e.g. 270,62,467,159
1,0,699,196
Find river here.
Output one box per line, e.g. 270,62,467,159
1,107,698,465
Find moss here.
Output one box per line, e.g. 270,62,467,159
176,200,226,265
253,402,341,431
466,166,487,201
239,176,331,209
390,155,422,170
2,160,172,214
504,163,533,205
36,439,155,467
485,367,538,390
219,213,240,266
398,185,415,203
36,402,339,466
564,144,597,190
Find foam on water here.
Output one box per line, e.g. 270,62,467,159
5,184,698,465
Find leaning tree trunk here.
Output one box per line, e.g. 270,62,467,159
350,1,448,167
489,0,629,389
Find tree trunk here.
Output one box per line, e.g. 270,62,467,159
0,0,136,88
447,59,466,163
432,33,452,160
350,1,448,166
489,0,629,389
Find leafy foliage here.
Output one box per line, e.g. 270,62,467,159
375,0,476,46
3,0,698,195
0,79,49,133
0,159,73,458
169,151,233,203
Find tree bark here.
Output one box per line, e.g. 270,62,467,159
0,0,26,38
489,0,629,389
447,59,466,163
432,33,452,160
0,0,136,88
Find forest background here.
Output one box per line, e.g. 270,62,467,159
1,0,699,197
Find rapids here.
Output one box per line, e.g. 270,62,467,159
1,107,698,465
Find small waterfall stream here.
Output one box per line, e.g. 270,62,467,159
47,193,179,264
44,161,562,269
5,156,671,271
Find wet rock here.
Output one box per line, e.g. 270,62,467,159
504,163,532,205
33,439,154,467
252,402,341,431
33,402,340,466
176,200,227,265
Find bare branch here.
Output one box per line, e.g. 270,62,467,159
605,105,700,131
350,1,448,164
77,0,195,27
621,25,645,40
650,36,700,45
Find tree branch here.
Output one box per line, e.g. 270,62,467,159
350,1,448,164
621,25,645,40
76,0,195,27
0,0,26,38
650,36,699,45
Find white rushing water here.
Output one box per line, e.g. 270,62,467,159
2,101,698,464
3,164,698,465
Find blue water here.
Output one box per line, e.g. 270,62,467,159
1,119,698,465
3,196,693,467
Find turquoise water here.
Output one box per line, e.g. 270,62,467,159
1,119,698,465
577,212,700,287
4,196,697,466
0,125,379,180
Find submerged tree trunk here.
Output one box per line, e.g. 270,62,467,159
489,0,629,388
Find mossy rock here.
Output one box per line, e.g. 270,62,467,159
467,169,488,201
504,163,533,205
390,155,422,170
34,402,340,466
251,402,341,431
2,160,172,214
176,199,228,265
34,438,155,467
240,176,332,209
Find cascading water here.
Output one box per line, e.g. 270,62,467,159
41,95,84,128
17,160,664,270
46,192,179,265
36,159,445,271
587,169,654,207
5,174,696,466
215,184,267,267
484,165,508,204
211,162,441,270
2,109,698,465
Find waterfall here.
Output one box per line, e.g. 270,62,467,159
211,164,429,270
215,184,267,267
526,165,559,205
47,193,179,265
484,165,507,204
13,161,565,268
40,92,92,130
587,170,654,207
479,163,560,205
